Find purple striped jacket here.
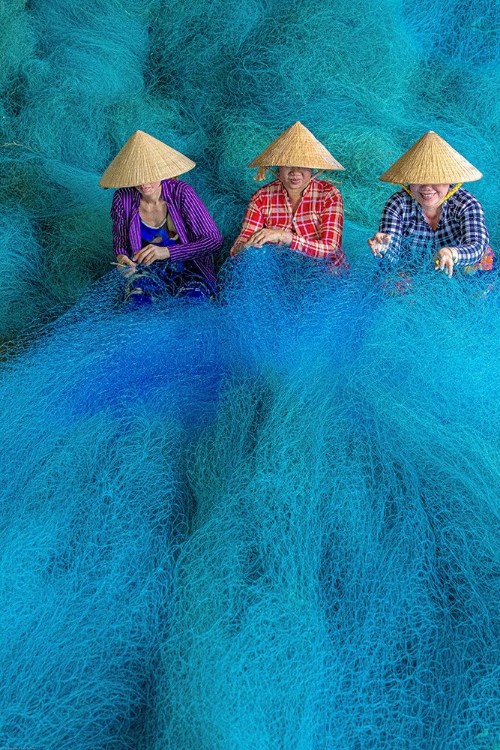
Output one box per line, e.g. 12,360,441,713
111,179,222,291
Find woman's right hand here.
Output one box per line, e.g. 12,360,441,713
367,232,391,258
116,254,135,267
115,254,136,277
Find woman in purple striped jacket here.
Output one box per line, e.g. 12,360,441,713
100,130,222,305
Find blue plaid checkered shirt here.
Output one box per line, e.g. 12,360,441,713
378,188,490,267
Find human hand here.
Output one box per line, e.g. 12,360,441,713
115,254,135,267
367,232,391,258
230,242,245,257
434,247,458,278
114,254,137,277
245,228,292,248
133,244,171,266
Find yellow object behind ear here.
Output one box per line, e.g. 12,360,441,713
254,166,268,181
440,183,462,204
400,182,462,205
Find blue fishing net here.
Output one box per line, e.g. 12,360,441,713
0,0,500,746
1,248,500,749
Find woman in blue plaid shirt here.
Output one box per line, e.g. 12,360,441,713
368,131,495,278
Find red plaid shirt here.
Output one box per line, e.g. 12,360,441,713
231,178,346,266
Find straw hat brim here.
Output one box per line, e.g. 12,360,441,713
379,131,482,184
248,121,345,171
99,130,195,188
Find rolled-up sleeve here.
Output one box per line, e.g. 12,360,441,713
454,197,489,266
289,190,344,262
230,199,263,255
168,183,222,263
378,195,405,263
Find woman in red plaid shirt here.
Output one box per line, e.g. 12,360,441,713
231,122,349,271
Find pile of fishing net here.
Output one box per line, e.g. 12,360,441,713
1,0,500,746
1,247,500,748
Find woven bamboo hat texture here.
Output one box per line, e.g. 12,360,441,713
99,130,195,188
249,121,345,180
379,131,482,185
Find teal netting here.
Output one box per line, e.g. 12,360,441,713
0,0,500,747
1,248,500,748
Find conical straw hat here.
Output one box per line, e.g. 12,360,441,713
248,121,345,173
99,130,195,188
379,131,482,184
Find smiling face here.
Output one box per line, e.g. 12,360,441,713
409,183,451,210
278,166,314,193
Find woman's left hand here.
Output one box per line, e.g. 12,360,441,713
133,244,171,266
434,247,458,278
245,228,292,248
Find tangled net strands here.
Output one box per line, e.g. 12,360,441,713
0,0,499,746
150,251,500,749
2,248,500,748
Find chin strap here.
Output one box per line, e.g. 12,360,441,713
440,183,462,204
400,183,463,205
